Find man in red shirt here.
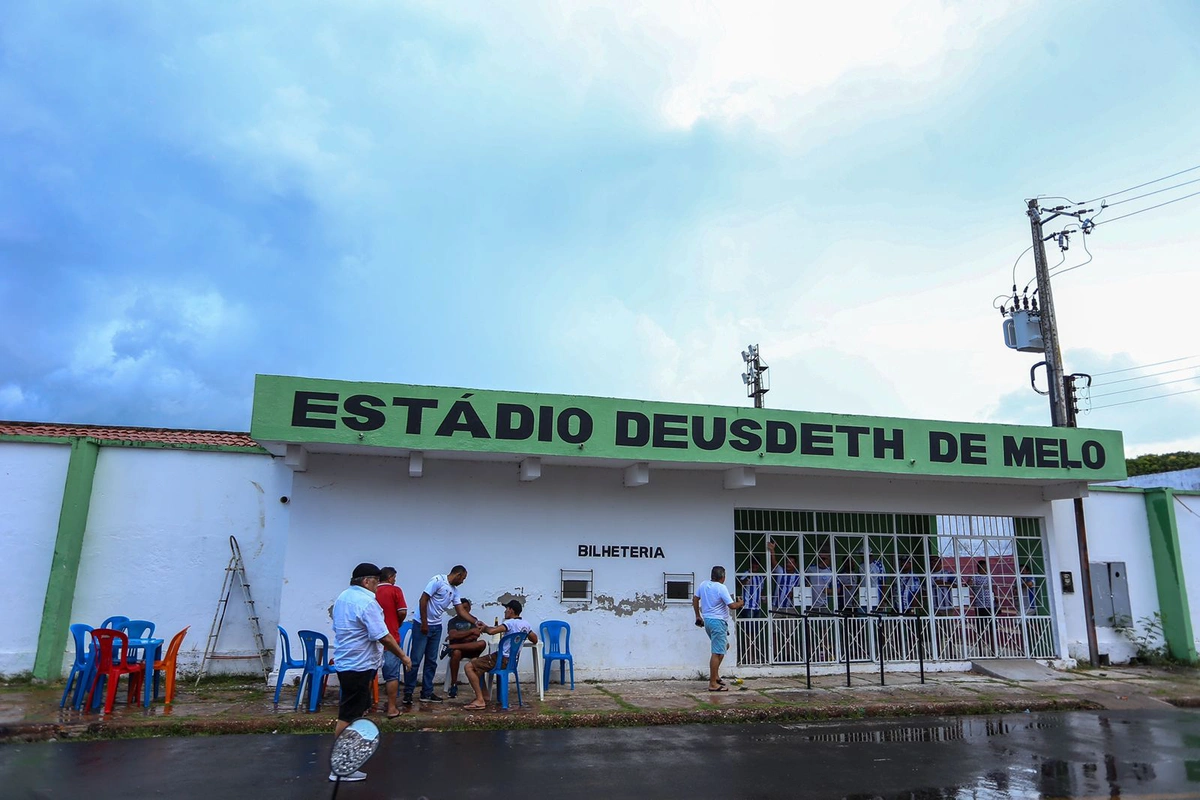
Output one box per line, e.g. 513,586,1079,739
375,567,408,717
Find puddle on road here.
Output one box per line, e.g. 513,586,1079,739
778,717,1061,744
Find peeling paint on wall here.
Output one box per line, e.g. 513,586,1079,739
495,590,528,607
590,593,665,617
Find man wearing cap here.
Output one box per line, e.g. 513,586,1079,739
462,600,538,711
330,562,412,783
405,565,480,705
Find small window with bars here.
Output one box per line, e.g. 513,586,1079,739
560,569,593,603
664,572,694,603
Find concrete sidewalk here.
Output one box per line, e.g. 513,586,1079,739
2,665,1197,743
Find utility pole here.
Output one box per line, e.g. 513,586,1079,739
1011,200,1101,667
1064,373,1100,667
1027,199,1068,426
741,344,769,408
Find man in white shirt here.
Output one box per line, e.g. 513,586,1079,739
463,600,539,711
330,562,412,783
807,552,834,611
405,565,481,705
692,566,744,692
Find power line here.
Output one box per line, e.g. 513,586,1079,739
1011,244,1033,286
1093,189,1200,227
1089,386,1200,411
1081,163,1200,205
1107,175,1200,207
1090,355,1200,378
1091,364,1200,388
1089,374,1200,399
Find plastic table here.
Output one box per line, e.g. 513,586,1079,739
484,632,543,703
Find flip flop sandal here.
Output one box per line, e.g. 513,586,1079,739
708,686,729,692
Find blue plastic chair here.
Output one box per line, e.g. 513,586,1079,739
61,624,96,710
540,620,575,691
99,616,129,630
120,620,155,639
485,631,528,710
119,620,157,666
295,630,336,712
398,619,413,653
273,626,307,704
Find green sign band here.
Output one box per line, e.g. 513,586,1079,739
251,375,1127,482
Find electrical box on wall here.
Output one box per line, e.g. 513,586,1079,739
1002,310,1045,353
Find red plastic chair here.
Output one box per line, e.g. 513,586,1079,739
152,627,189,704
86,629,145,713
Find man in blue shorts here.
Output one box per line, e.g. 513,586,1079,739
692,566,744,692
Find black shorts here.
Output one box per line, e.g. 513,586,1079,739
337,670,376,723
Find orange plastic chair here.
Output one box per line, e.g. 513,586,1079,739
152,626,189,704
86,629,145,714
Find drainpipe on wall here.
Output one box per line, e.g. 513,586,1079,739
32,438,100,681
1143,488,1198,664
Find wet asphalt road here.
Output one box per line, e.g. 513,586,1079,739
2,710,1200,799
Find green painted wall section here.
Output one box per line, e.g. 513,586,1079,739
32,438,100,680
252,374,1128,482
1143,488,1198,664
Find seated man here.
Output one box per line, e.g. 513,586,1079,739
443,599,486,698
462,600,538,711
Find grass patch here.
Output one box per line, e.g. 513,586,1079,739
592,686,639,712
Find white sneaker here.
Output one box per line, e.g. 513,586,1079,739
329,770,367,782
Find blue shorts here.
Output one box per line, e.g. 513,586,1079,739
703,618,729,655
382,649,405,683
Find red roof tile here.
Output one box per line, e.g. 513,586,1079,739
0,420,260,448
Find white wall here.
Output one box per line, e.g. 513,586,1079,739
0,442,71,675
278,454,1060,680
67,448,292,675
1174,493,1200,654
1051,492,1161,663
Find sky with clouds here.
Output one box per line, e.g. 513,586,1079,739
2,1,1198,456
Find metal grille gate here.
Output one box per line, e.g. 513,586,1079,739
733,510,1054,667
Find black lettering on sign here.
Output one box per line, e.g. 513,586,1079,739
836,425,870,458
692,416,726,451
537,406,555,443
800,423,834,456
292,391,338,429
1003,436,1035,467
1082,441,1106,469
875,428,904,460
577,544,666,558
496,403,535,440
558,407,593,445
766,421,797,454
1035,437,1058,468
653,414,688,449
729,419,763,452
391,397,439,434
616,411,650,446
435,396,492,439
341,394,386,432
929,431,957,463
961,433,987,466
1060,439,1083,469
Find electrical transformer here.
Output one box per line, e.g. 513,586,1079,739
1002,310,1045,353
